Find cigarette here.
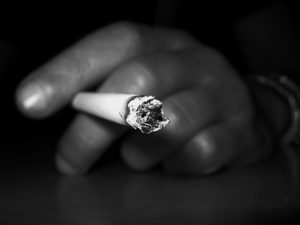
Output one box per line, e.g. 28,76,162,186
72,93,170,134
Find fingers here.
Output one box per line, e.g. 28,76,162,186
120,87,221,171
56,114,126,174
56,50,204,174
163,118,273,175
99,49,207,95
162,123,241,174
16,22,197,118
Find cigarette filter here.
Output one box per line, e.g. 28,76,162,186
73,93,169,134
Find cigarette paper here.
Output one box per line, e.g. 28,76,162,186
72,93,170,134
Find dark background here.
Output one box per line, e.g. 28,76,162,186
1,3,300,224
0,0,299,145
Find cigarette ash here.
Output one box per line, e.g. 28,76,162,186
125,96,169,134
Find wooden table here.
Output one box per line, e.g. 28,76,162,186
1,139,300,225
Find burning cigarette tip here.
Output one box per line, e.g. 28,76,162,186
72,93,169,134
126,95,169,134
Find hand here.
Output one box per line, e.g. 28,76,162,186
16,22,273,175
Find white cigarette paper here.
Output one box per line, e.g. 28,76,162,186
72,93,170,134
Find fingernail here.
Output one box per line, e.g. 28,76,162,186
55,154,85,175
18,83,47,112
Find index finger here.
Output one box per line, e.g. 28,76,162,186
16,22,196,118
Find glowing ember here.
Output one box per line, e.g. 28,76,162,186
125,96,169,134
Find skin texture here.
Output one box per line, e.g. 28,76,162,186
15,21,277,175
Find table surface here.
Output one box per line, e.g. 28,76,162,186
1,139,300,225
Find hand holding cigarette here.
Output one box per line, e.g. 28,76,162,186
16,22,278,175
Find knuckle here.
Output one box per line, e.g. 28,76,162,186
103,59,158,94
124,60,157,87
164,94,209,138
164,98,195,137
191,46,243,90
